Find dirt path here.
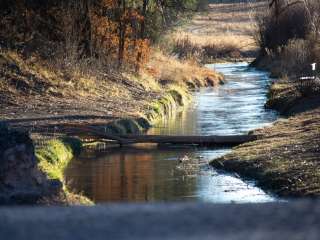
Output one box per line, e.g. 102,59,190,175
0,86,160,139
1,85,157,130
0,50,164,135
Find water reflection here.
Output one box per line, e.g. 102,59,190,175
66,145,275,203
65,62,278,203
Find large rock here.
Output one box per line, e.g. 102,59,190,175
0,122,61,204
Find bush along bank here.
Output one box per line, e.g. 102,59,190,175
252,1,319,76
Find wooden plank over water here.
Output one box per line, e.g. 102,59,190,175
118,134,257,146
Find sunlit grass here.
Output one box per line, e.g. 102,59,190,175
149,50,223,87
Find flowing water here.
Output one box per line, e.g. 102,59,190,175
65,62,278,203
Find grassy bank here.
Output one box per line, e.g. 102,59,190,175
36,138,81,180
36,138,93,205
33,85,191,205
266,78,320,115
211,106,320,197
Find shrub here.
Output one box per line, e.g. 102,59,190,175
173,37,204,61
279,39,310,76
255,0,320,77
255,2,309,51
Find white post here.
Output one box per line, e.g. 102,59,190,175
311,63,317,79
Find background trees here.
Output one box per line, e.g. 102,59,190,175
0,0,202,72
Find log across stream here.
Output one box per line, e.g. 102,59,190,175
117,134,257,146
65,126,257,146
65,62,279,204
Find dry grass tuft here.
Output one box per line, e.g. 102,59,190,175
172,34,245,61
148,50,224,88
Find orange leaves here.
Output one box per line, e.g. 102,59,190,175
101,0,117,8
122,32,150,67
134,39,151,69
122,9,145,23
90,2,150,71
90,13,119,58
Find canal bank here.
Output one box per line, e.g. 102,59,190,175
211,78,320,198
32,87,193,204
0,81,197,205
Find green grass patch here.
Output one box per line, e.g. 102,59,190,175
36,137,93,205
36,137,81,181
146,85,190,123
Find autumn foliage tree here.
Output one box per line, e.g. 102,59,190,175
90,0,151,71
0,0,201,72
90,0,199,71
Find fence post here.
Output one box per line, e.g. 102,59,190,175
311,63,316,78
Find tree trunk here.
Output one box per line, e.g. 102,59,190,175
117,0,126,68
135,0,149,72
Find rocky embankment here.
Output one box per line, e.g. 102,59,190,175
0,123,61,204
